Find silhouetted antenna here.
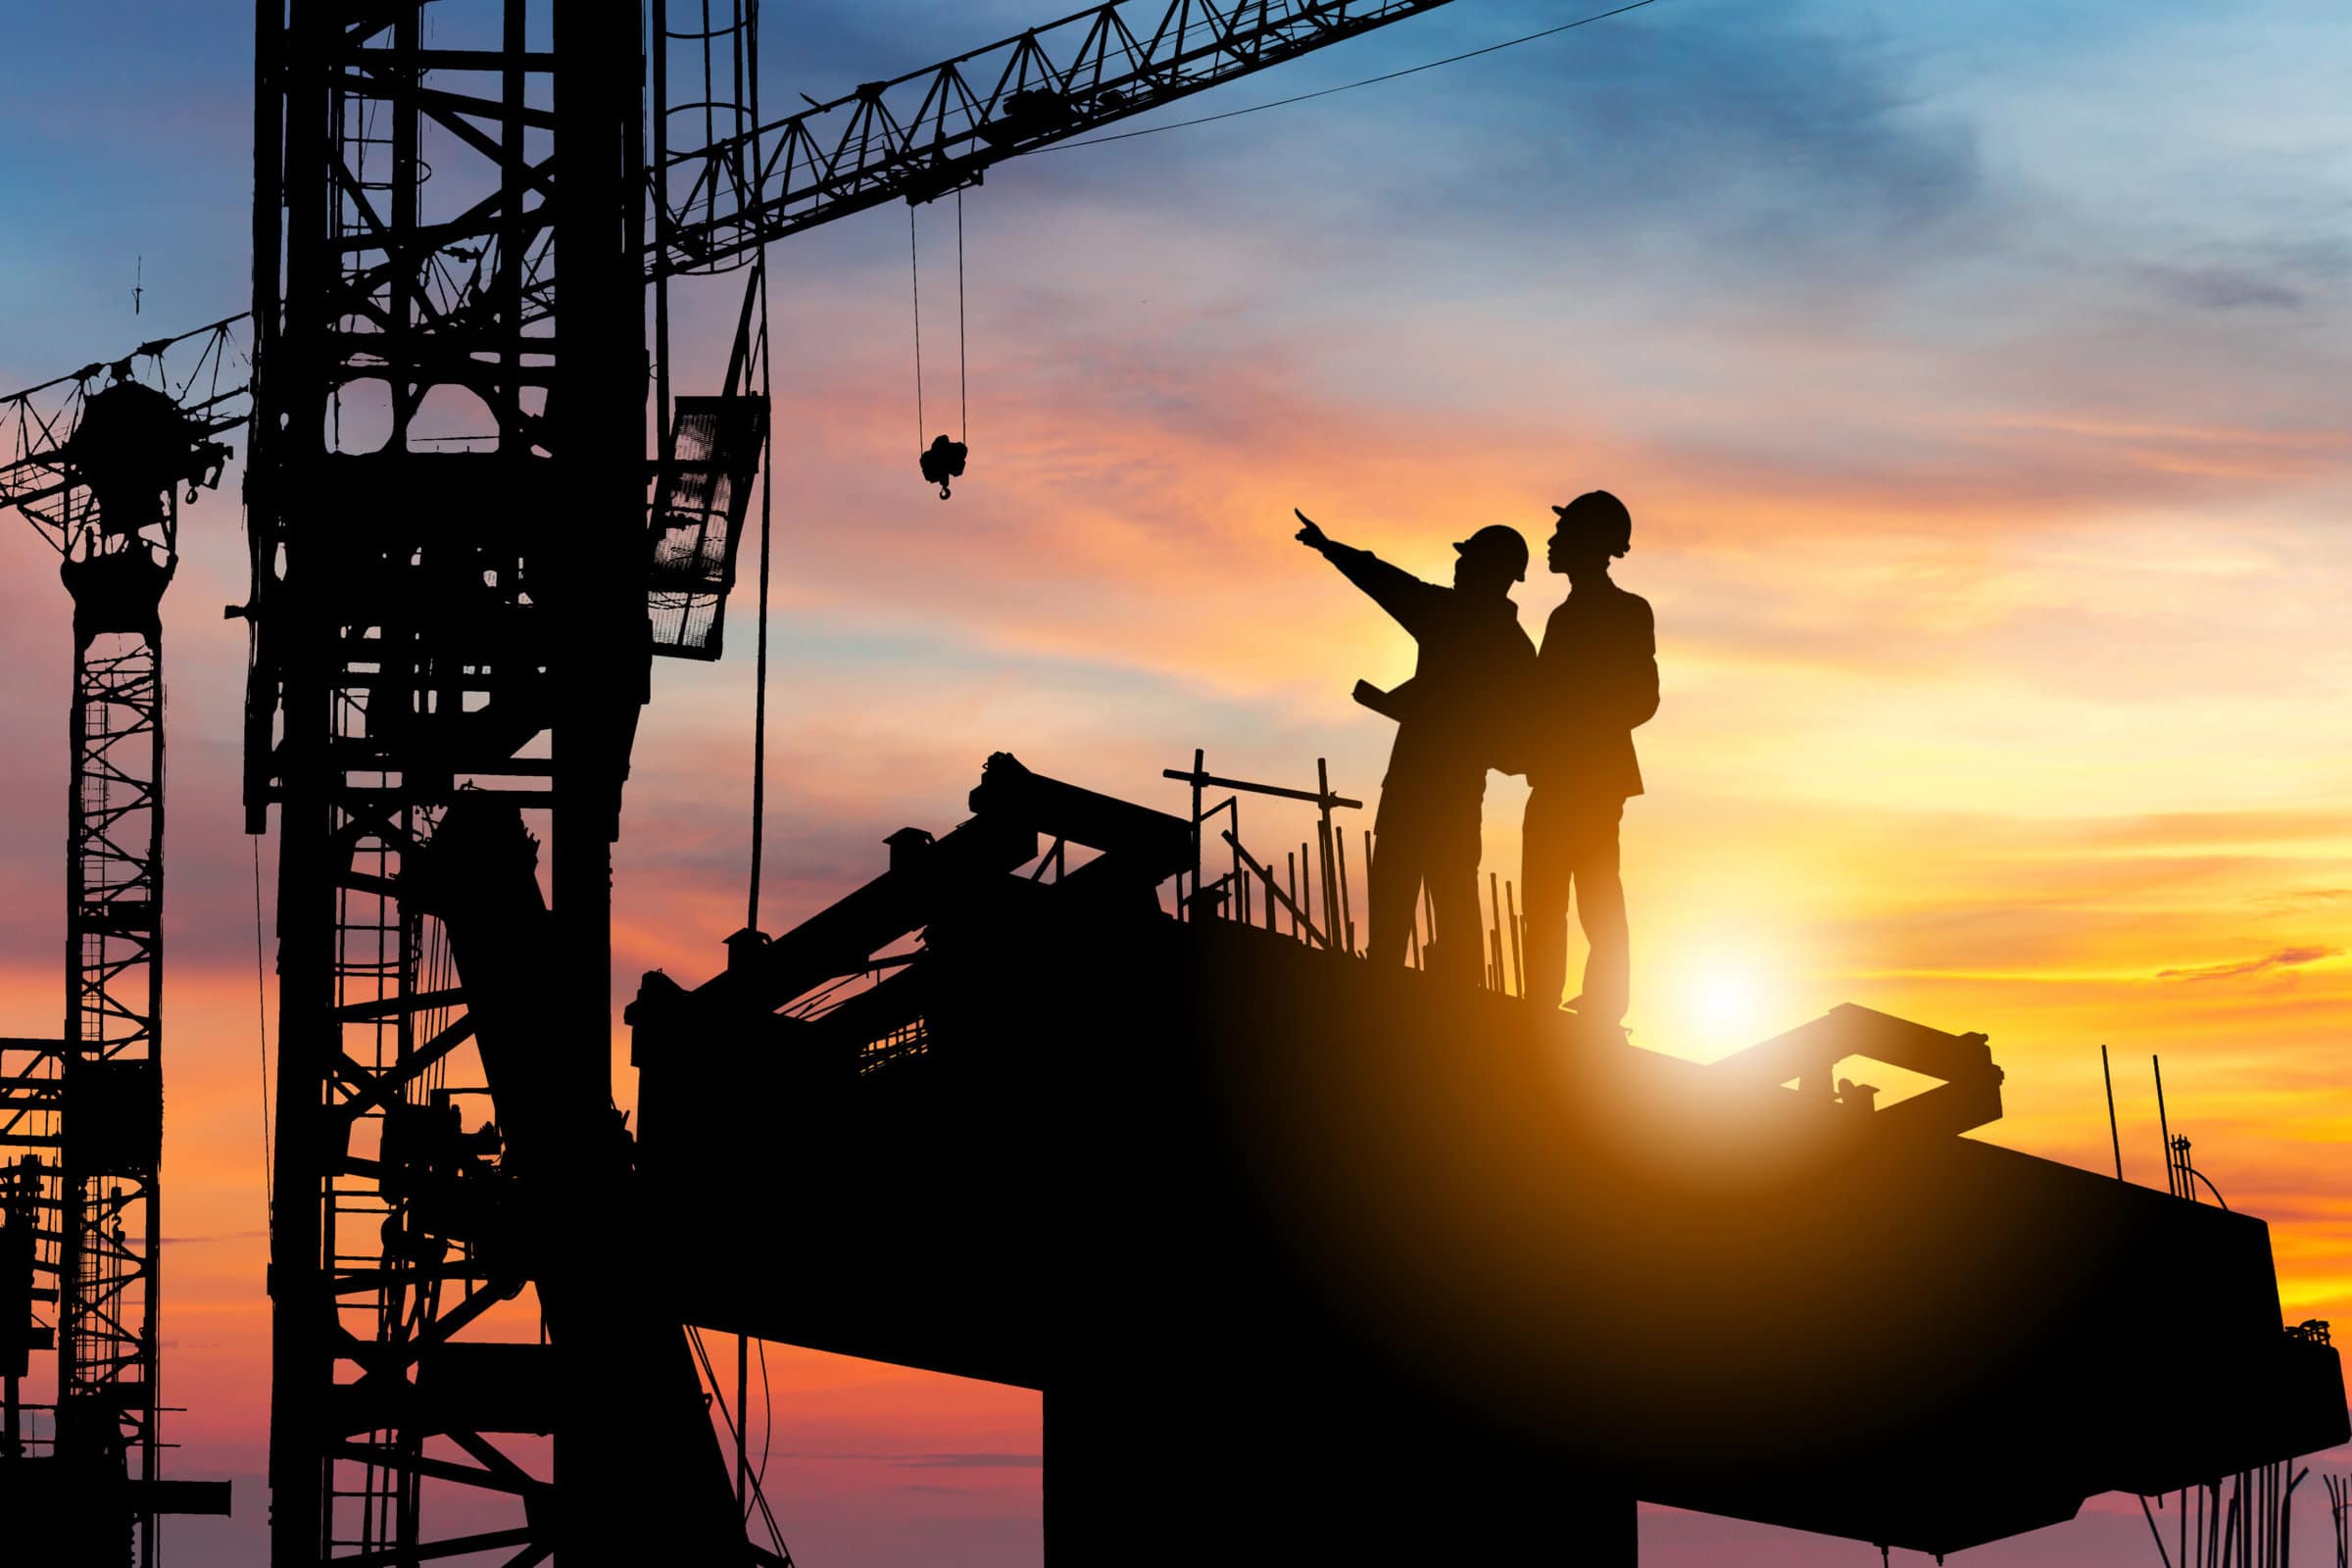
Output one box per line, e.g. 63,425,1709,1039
2154,1054,2176,1199
2102,1044,2123,1181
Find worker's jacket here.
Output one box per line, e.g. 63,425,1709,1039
1521,578,1659,801
1321,541,1535,834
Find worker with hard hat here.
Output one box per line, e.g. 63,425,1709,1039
1516,489,1658,1031
1294,509,1534,988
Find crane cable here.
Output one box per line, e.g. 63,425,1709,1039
957,190,968,454
755,1336,774,1503
686,1324,795,1561
740,15,783,1535
748,250,774,934
251,839,272,1219
909,206,925,453
910,201,971,497
1037,0,1664,152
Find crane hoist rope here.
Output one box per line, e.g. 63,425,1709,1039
748,247,776,935
251,838,273,1218
912,195,971,500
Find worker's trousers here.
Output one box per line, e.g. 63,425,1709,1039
1520,790,1629,1021
1366,805,1483,990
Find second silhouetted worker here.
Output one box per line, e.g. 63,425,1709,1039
1519,490,1658,1027
1296,510,1534,987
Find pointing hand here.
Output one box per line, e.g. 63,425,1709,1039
1293,509,1328,551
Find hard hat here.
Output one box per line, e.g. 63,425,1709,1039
1453,523,1530,582
1551,490,1633,558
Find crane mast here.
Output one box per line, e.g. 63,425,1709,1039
0,326,243,1564
247,2,707,1559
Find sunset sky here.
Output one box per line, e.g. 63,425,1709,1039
6,0,2352,1562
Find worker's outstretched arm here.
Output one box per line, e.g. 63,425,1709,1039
1294,510,1439,635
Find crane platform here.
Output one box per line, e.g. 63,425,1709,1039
627,755,2347,1563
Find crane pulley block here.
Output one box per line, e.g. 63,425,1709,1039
920,434,968,499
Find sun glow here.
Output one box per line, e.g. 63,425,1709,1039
1643,938,1805,1061
1692,964,1762,1036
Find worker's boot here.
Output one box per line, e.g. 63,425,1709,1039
1560,996,1631,1046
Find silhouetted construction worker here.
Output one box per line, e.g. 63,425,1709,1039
1295,509,1534,986
1519,490,1657,1027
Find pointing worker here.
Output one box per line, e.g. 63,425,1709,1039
1518,490,1658,1030
1295,509,1534,986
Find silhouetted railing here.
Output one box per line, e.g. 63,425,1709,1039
1162,750,1534,997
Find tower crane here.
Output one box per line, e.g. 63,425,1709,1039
0,323,247,1562
12,2,1475,1563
